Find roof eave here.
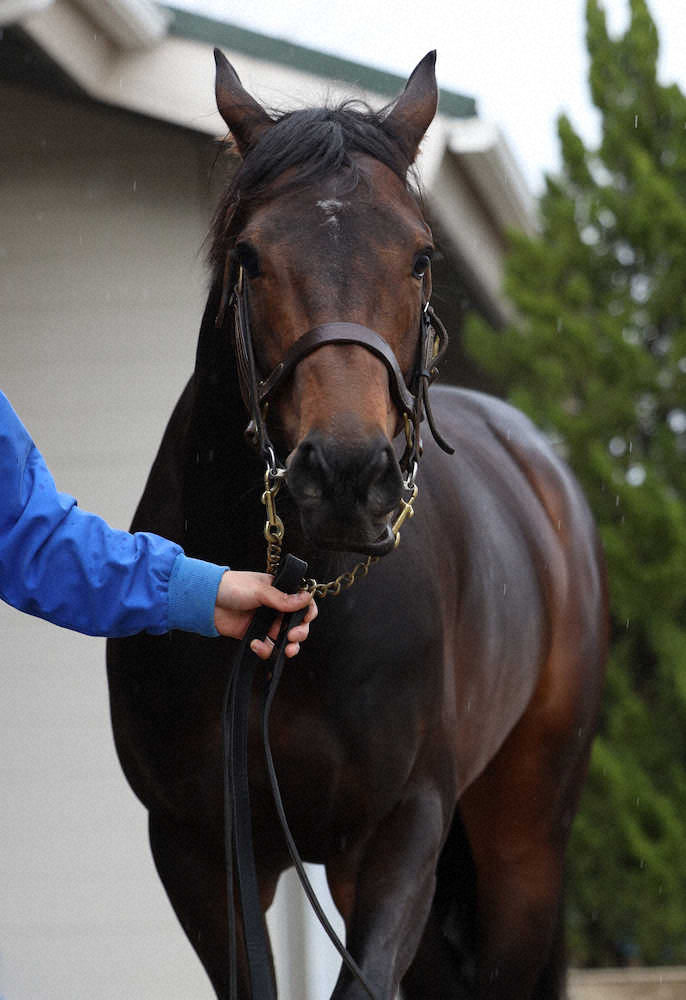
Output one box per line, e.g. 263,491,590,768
9,0,535,326
418,122,537,327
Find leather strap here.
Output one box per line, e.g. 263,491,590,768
257,322,416,417
223,553,378,1000
262,606,378,1000
223,555,307,1000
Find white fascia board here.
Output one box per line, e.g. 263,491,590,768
447,117,538,236
420,125,514,326
21,0,119,86
72,0,170,50
18,2,394,135
411,118,536,324
0,0,53,27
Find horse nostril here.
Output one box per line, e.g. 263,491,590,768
289,433,401,517
366,443,402,513
290,438,330,502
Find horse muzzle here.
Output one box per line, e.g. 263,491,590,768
287,430,403,556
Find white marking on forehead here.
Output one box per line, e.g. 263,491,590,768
316,198,346,240
316,199,346,214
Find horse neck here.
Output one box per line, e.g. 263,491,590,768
183,276,265,567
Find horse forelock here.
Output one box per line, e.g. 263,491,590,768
208,102,417,276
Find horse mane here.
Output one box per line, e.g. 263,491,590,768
208,101,415,276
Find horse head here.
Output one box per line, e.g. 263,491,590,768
211,50,440,557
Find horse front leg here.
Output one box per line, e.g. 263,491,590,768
325,789,448,1000
148,810,281,1000
458,726,593,1000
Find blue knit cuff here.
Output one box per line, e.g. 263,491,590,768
167,554,228,637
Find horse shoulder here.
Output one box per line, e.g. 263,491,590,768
429,387,608,765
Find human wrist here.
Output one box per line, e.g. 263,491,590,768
167,554,228,636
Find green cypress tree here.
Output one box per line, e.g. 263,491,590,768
465,0,686,966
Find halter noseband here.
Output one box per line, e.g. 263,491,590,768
218,262,454,476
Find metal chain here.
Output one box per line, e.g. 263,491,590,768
261,457,287,576
261,461,419,599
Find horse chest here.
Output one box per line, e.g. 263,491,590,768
253,645,438,848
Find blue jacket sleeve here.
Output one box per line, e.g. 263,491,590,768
0,391,227,638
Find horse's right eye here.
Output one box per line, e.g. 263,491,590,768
412,251,433,279
235,242,260,278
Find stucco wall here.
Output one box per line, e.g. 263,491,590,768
0,81,220,1000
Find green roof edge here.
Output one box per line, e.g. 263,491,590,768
165,6,477,119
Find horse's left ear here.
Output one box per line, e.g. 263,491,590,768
214,48,273,157
386,51,438,163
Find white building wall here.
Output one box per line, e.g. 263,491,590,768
1,81,219,1000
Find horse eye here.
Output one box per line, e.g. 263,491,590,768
412,252,432,279
235,242,260,278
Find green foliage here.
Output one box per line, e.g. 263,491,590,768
465,0,686,967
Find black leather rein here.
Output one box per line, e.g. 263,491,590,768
223,555,378,1000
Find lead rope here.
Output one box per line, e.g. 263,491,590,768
261,572,378,1000
224,555,378,1000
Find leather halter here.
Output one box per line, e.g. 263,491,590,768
217,262,454,471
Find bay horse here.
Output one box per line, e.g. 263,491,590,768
106,50,608,999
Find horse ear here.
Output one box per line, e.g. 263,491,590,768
214,48,273,157
386,51,438,163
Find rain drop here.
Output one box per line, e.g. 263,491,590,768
626,464,646,487
667,409,686,434
615,242,635,266
622,327,640,346
630,273,651,303
598,208,616,228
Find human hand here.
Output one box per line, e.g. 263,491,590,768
213,570,317,658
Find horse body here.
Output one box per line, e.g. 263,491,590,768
107,51,607,1000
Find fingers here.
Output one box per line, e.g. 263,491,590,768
260,585,315,614
287,621,311,642
301,599,318,625
250,635,275,660
248,609,315,660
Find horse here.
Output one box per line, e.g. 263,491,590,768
106,50,608,999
